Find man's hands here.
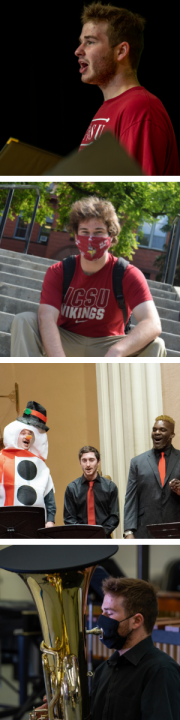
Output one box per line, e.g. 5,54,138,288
29,697,48,719
45,521,55,528
105,301,161,357
169,479,180,496
124,532,135,539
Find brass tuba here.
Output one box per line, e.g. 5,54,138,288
0,544,118,720
22,565,94,720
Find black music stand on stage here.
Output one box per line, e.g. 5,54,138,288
147,521,180,539
37,524,107,539
0,506,45,539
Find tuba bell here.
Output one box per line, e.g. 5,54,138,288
22,566,94,720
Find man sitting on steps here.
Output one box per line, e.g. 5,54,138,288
10,196,166,357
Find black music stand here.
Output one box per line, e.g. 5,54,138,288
0,506,45,539
37,524,107,539
147,521,180,539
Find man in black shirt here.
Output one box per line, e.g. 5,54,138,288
91,576,180,720
63,445,119,537
124,414,180,538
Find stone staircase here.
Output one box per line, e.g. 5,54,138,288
0,248,180,357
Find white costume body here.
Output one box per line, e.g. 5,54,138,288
0,421,55,521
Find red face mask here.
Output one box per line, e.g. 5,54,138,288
75,234,111,261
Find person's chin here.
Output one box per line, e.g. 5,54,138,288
81,72,95,85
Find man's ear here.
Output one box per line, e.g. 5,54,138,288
116,41,130,63
133,613,144,630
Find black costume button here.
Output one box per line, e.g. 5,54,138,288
17,485,37,506
17,460,37,481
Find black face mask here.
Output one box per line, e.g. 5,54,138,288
96,613,133,650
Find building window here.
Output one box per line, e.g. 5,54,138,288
37,216,53,245
137,217,169,251
14,215,28,240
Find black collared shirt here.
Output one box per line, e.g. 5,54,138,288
154,443,172,471
63,474,119,537
91,635,180,720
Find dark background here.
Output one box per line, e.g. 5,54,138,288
1,2,179,161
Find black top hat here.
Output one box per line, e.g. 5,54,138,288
17,401,49,432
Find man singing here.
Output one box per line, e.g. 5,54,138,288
75,3,179,175
0,401,56,526
63,445,119,537
124,414,180,539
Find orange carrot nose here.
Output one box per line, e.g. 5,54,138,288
25,435,32,440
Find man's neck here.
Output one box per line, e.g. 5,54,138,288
80,251,109,275
99,70,140,101
119,629,149,652
84,471,98,481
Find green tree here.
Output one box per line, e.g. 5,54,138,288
0,184,54,226
1,181,180,260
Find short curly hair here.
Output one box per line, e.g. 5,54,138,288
155,415,175,432
68,196,120,245
81,3,146,71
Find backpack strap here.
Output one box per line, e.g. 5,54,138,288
112,257,129,326
62,255,76,300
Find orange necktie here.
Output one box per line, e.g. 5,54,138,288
87,481,96,525
158,452,166,487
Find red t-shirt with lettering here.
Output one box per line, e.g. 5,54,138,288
79,87,180,176
40,254,153,338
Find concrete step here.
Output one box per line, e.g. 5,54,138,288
0,255,51,273
166,348,180,356
150,287,178,301
153,296,180,311
0,262,46,282
0,330,11,357
160,318,180,335
0,311,14,333
0,248,57,266
0,282,41,303
0,271,43,290
0,294,39,316
156,306,180,322
148,280,174,292
161,331,180,352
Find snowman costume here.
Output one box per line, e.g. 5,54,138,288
0,402,56,523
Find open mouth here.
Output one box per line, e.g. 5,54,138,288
79,61,89,74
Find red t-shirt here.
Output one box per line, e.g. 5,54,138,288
79,87,180,176
40,254,152,338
